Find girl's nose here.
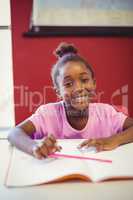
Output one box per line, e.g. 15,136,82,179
74,81,83,92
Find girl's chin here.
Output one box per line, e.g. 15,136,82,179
71,103,89,111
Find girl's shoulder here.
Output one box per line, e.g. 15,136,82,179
90,102,114,111
90,103,127,114
34,101,63,114
90,103,117,117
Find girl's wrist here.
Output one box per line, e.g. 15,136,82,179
115,133,125,146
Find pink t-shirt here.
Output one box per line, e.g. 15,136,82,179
28,101,127,139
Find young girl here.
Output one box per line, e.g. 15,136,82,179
8,42,133,159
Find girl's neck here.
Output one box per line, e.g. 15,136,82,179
64,103,89,118
64,103,89,130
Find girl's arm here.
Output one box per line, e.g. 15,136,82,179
8,120,61,159
117,117,133,145
78,117,133,151
8,120,39,155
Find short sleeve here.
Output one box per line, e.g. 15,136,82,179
108,105,128,133
28,105,47,139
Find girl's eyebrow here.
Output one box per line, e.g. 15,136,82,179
64,72,90,81
64,76,72,80
79,72,90,76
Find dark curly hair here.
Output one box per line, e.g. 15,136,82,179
51,42,95,89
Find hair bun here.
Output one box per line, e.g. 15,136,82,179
54,42,78,58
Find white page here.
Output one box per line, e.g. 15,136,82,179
83,143,133,182
6,140,91,187
6,140,133,186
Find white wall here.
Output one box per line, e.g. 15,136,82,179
0,0,15,128
0,0,11,26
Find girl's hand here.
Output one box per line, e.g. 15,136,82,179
78,135,121,152
32,135,62,159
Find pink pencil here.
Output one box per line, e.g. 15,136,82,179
49,153,112,163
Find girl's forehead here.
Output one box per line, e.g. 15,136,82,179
60,61,91,77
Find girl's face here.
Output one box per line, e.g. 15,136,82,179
57,61,96,111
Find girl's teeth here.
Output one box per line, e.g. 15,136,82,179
75,96,88,102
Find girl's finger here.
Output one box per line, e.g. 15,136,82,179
86,139,97,147
44,138,55,148
44,138,61,153
39,145,49,157
48,134,56,143
55,145,62,152
95,144,104,152
78,140,89,148
32,146,44,159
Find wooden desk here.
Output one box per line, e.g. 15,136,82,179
0,139,133,200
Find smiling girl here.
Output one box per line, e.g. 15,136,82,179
8,42,133,159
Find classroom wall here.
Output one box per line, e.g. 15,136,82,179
11,0,133,124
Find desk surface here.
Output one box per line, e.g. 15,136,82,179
0,140,133,200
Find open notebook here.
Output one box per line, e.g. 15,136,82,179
5,139,133,187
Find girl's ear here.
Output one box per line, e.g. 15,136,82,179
93,79,96,90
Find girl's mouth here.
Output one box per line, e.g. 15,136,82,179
73,96,89,103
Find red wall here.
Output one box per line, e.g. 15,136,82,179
11,0,133,124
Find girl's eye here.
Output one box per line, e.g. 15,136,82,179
81,78,89,83
64,82,73,87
